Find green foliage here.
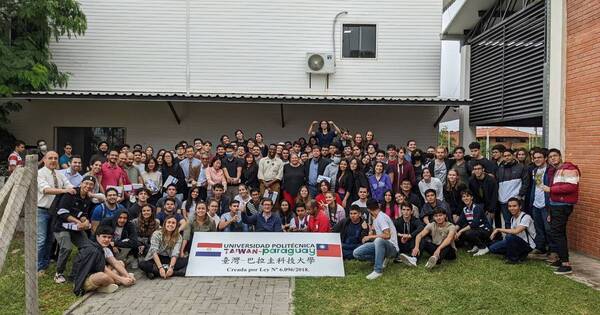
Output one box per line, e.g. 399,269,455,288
0,0,87,124
438,126,457,150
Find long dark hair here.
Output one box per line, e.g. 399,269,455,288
243,152,255,167
185,186,202,213
137,204,158,238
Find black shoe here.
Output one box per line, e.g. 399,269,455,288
505,259,521,265
145,272,155,279
554,265,573,275
549,260,562,268
173,269,186,277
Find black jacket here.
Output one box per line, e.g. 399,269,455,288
100,210,139,249
457,203,491,230
468,174,499,213
70,240,106,296
53,188,94,233
393,216,424,238
303,157,330,182
161,163,186,193
443,183,467,216
332,217,369,244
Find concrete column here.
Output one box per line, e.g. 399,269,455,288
459,44,476,152
545,0,566,150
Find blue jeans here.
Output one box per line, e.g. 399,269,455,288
308,184,318,198
500,203,511,229
37,208,54,271
353,238,398,273
489,235,532,262
532,206,556,252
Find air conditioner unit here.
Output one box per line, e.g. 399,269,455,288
306,52,335,74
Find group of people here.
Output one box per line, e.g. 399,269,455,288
8,120,579,293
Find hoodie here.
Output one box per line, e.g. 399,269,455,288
496,159,530,203
99,209,139,250
548,162,581,205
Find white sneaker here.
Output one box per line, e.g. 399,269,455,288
425,256,438,269
366,271,383,280
398,254,417,267
467,246,479,253
474,247,489,257
97,283,119,294
53,273,66,284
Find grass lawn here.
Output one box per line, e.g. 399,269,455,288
0,234,79,315
294,251,600,315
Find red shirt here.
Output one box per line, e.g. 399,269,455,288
100,162,128,190
307,210,331,232
8,151,24,172
315,193,343,211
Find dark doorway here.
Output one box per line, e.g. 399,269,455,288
55,127,126,166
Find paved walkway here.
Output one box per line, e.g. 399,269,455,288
567,253,600,290
67,275,293,315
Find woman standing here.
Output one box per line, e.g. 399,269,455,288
349,158,369,203
381,190,399,219
295,185,313,209
139,215,187,279
181,186,202,221
240,153,259,191
141,157,162,205
255,132,268,157
234,129,247,149
335,159,354,209
308,120,341,147
282,154,305,208
83,159,105,203
160,151,186,198
205,157,227,199
365,130,379,150
368,161,392,203
443,169,467,219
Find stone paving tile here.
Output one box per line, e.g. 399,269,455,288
68,275,292,315
567,253,600,290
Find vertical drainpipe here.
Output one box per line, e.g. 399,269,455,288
185,0,191,94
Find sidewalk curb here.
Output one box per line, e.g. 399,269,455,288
63,292,93,315
289,277,295,315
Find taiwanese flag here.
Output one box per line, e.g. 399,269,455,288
316,244,341,257
196,242,222,257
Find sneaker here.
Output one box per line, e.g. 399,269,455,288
546,253,559,263
473,247,489,257
366,271,383,280
96,283,119,294
398,254,417,267
53,273,66,284
554,265,573,275
549,260,562,268
530,249,546,255
425,256,438,269
467,246,479,253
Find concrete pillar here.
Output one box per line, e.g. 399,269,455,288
545,0,566,150
459,44,476,152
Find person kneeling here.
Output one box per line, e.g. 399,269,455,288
455,190,492,257
393,202,424,259
333,205,369,260
71,225,136,296
486,198,536,264
398,207,457,269
353,199,399,280
139,215,188,279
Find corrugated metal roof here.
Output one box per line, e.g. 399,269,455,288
9,91,471,106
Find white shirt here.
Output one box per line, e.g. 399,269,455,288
373,212,399,251
37,167,74,208
533,166,547,208
418,177,444,201
511,212,537,249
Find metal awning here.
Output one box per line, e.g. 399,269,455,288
8,91,471,107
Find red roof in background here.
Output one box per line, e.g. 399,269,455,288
476,127,533,138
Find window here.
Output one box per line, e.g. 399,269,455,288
342,24,376,58
56,127,126,165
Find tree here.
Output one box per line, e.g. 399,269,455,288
0,0,86,160
438,126,457,151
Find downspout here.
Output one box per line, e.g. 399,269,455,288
185,0,191,94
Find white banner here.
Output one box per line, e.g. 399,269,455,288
185,232,345,277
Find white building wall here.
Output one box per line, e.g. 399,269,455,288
8,101,438,150
50,0,441,96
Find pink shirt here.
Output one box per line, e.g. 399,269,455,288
100,162,128,190
206,167,227,188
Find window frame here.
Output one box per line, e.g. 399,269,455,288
340,23,378,60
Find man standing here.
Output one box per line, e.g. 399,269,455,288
59,155,84,187
450,147,469,185
541,149,580,275
304,145,329,197
257,144,284,198
221,145,243,200
353,199,399,280
323,153,342,190
132,149,145,172
8,140,26,174
528,150,555,257
387,150,416,194
191,153,210,201
37,151,76,274
491,144,506,168
405,140,417,163
179,146,201,197
468,162,499,227
90,141,109,165
100,150,128,192
59,143,73,169
466,142,497,176
428,146,451,185
496,149,529,228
